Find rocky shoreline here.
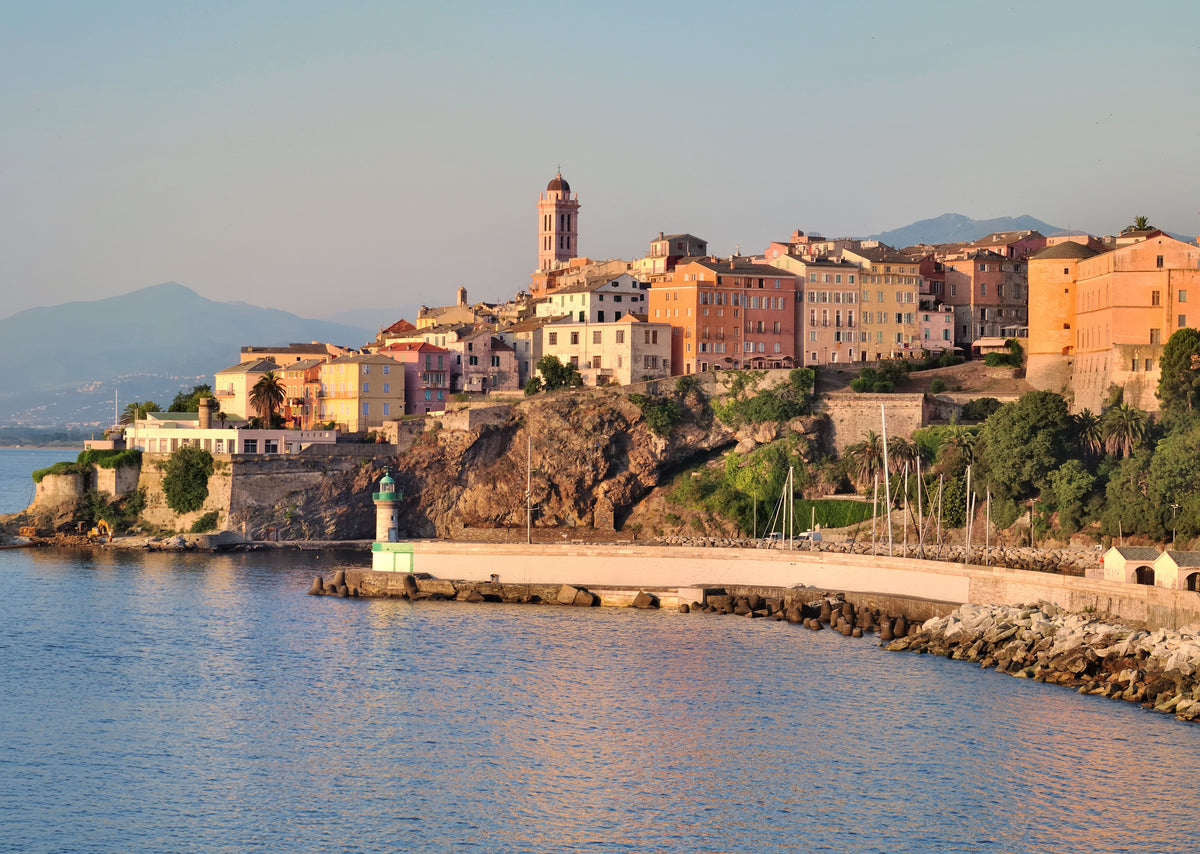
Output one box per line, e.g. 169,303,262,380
885,602,1200,723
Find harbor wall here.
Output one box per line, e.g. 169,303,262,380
376,541,1200,630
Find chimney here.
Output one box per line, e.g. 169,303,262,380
198,396,212,430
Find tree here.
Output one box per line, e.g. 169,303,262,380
1048,460,1095,533
161,445,214,514
844,430,884,490
249,372,286,423
978,390,1071,501
1071,408,1104,463
170,384,214,413
524,377,543,396
120,401,161,425
1123,215,1154,233
1157,327,1200,415
536,355,583,391
886,435,919,475
1101,403,1147,458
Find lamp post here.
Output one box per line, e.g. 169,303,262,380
1171,503,1180,547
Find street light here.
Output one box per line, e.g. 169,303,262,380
1171,503,1180,547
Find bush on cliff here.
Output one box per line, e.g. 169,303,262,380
714,368,815,427
162,445,214,514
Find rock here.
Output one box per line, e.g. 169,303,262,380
852,628,863,638
332,570,346,588
679,603,690,614
402,574,420,598
463,589,485,603
894,616,908,637
746,593,764,612
733,600,752,616
337,585,349,597
785,605,803,624
557,584,581,605
880,620,894,641
818,602,832,623
573,589,595,607
308,577,324,595
632,591,659,610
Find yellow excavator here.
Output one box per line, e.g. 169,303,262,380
87,519,113,542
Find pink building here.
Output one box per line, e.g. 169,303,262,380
377,342,454,415
450,330,521,393
536,172,580,273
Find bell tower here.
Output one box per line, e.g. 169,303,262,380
537,171,580,271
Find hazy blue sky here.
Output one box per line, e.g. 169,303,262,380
3,1,1198,323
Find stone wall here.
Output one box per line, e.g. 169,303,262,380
137,457,233,531
821,392,932,452
228,456,360,518
33,472,86,508
94,463,140,498
439,404,513,432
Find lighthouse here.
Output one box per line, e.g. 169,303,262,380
371,470,413,573
373,469,400,542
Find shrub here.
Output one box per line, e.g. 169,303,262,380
161,445,214,514
930,378,946,394
629,393,684,437
961,397,1002,422
189,511,219,533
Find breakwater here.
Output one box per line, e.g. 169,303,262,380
887,603,1200,723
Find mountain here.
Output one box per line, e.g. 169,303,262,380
869,214,1065,248
0,283,371,427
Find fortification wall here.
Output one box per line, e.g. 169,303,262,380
137,458,233,531
94,464,140,498
33,472,87,508
821,393,931,452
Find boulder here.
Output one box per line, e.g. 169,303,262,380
573,589,596,607
308,577,324,596
679,603,690,614
632,591,659,610
557,584,582,605
332,570,346,588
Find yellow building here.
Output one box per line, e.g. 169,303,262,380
840,244,923,360
213,358,280,420
317,354,407,432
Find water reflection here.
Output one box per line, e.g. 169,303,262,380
2,548,1199,853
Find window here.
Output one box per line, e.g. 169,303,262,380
425,390,431,401
1152,290,1161,306
362,382,368,392
616,330,625,344
383,403,390,416
383,365,390,375
383,383,389,393
1151,328,1162,344
593,330,602,344
980,283,987,296
468,355,478,366
1146,359,1155,371
1157,255,1164,268
570,332,579,345
264,439,279,454
242,439,258,454
491,355,500,367
950,284,958,297
1180,315,1187,328
1180,290,1188,303
362,402,369,416
362,365,370,374
547,332,557,345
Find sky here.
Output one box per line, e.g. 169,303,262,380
3,0,1199,323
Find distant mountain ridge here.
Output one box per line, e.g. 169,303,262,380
868,213,1065,248
0,282,371,427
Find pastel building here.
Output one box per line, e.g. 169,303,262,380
1026,231,1200,412
766,254,862,365
540,315,672,386
632,233,709,281
280,359,324,429
533,172,580,286
214,358,280,420
650,258,800,375
450,330,521,394
535,271,649,323
375,342,454,415
840,244,923,360
126,409,335,456
317,354,407,431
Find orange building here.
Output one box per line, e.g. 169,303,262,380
1027,232,1200,411
649,258,799,374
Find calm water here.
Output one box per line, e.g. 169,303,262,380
0,447,76,515
2,450,1200,852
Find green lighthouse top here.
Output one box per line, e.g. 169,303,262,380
374,468,399,501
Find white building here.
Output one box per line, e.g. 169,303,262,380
536,272,649,323
540,315,672,386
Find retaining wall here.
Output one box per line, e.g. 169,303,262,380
396,541,1200,630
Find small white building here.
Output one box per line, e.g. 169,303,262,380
1101,546,1160,585
540,315,672,386
1153,551,1200,591
536,272,649,323
126,411,336,455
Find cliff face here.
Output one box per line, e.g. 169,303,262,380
393,386,733,537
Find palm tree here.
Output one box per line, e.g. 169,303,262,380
216,410,228,429
845,430,884,490
1072,408,1104,461
120,401,161,425
1102,403,1147,457
886,435,920,475
1123,215,1154,234
249,372,286,424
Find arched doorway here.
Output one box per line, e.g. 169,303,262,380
1135,565,1155,586
1187,572,1200,592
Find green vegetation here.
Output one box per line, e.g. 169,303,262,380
188,511,220,533
161,445,214,514
960,397,1002,422
120,401,161,424
77,488,146,533
169,384,214,413
532,355,583,392
713,368,814,427
849,360,908,393
629,393,684,437
249,372,285,423
929,378,946,394
32,449,142,482
982,338,1024,368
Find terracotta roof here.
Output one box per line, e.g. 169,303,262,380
382,319,417,335
378,342,452,354
687,257,799,277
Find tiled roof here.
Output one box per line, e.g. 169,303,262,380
382,319,417,334
1031,242,1101,261
216,358,280,375
1164,550,1200,567
1112,546,1160,560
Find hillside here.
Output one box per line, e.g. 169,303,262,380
0,283,370,427
869,213,1063,247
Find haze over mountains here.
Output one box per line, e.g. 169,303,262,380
0,283,370,428
868,213,1064,248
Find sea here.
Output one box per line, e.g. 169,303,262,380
2,447,1199,853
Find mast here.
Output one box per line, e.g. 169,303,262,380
881,404,893,556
